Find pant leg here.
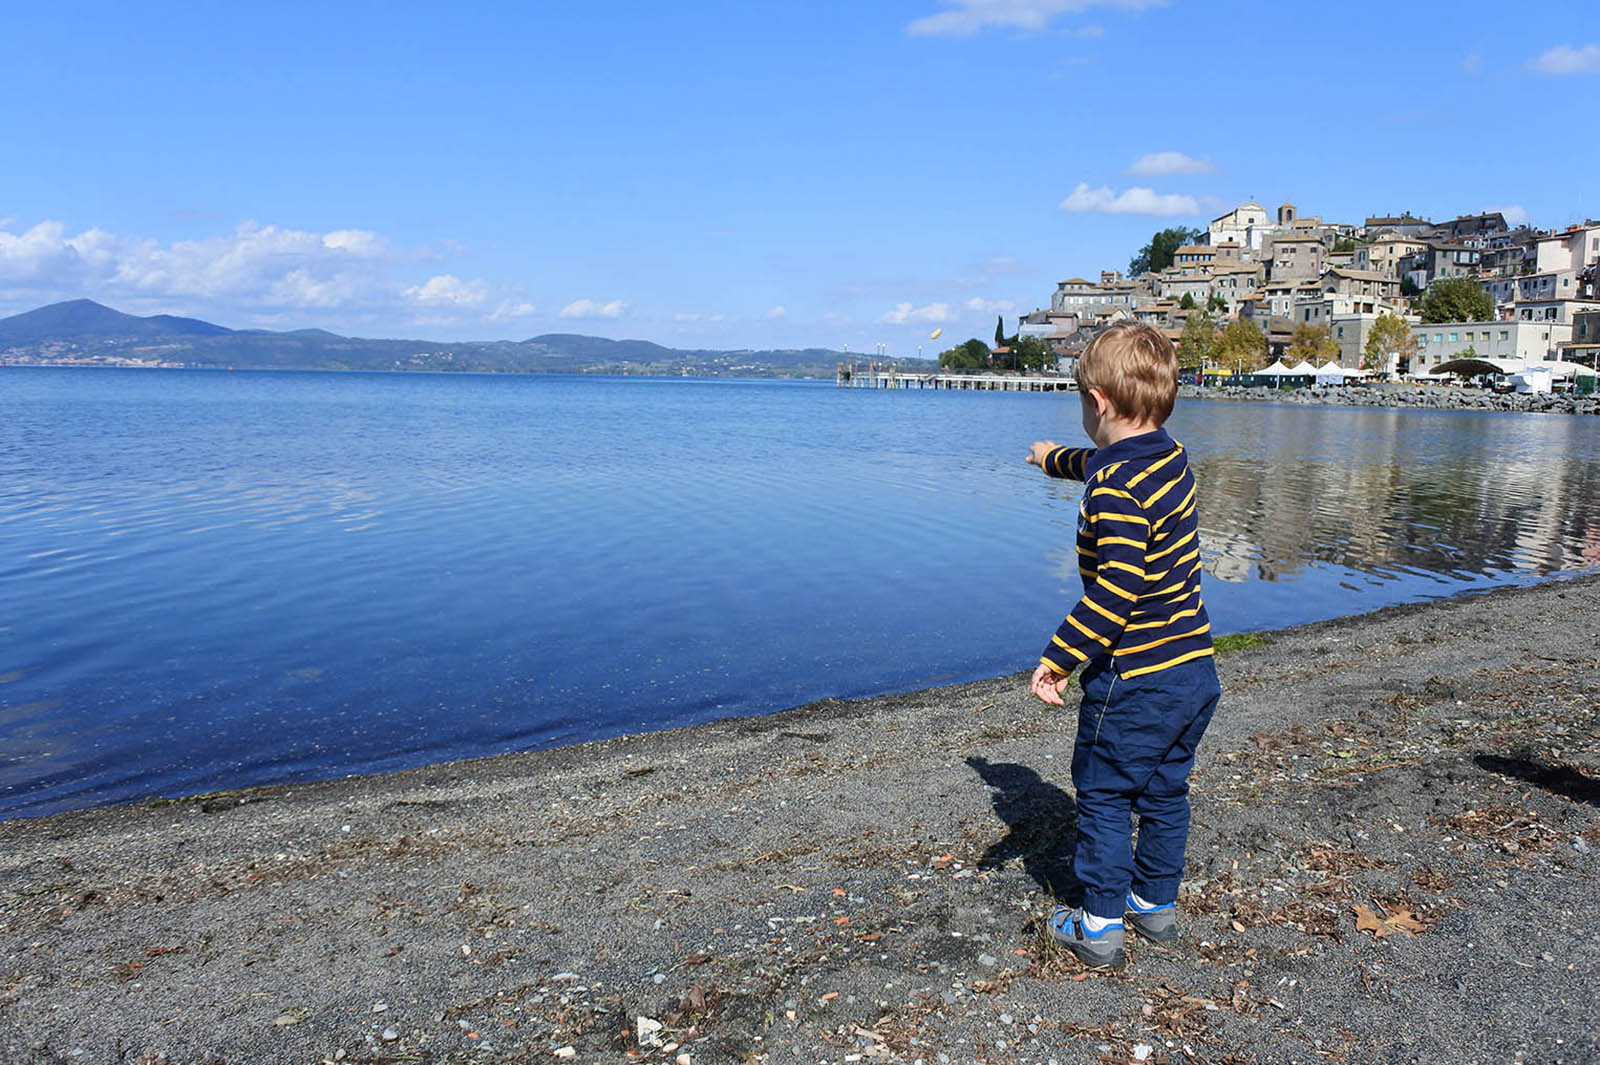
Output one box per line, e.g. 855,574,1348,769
1072,656,1220,919
1130,659,1221,905
1070,659,1135,920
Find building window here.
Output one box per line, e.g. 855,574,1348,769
1449,332,1458,342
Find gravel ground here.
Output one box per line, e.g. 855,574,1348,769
3,575,1599,1065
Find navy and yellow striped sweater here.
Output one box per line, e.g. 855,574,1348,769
1038,428,1214,680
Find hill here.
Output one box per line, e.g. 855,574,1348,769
0,300,929,378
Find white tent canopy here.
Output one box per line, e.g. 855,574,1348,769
1425,357,1597,379
1314,362,1349,382
1257,359,1295,376
1286,360,1318,375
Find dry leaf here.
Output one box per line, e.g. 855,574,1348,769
1354,902,1427,938
1353,904,1387,937
1386,907,1428,935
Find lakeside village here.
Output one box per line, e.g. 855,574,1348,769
854,204,1600,395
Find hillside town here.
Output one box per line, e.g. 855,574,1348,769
1019,203,1600,383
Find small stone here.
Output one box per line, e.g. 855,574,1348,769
998,1012,1013,1025
1132,1045,1153,1062
977,953,998,968
553,1048,576,1060
676,1056,692,1065
381,1028,398,1042
552,972,580,982
371,1003,389,1013
1574,837,1592,854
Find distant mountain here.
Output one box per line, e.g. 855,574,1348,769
0,298,232,342
0,299,932,378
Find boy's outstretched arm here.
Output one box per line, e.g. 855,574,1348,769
1027,441,1094,480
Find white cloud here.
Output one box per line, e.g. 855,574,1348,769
1059,182,1200,217
1462,52,1483,76
879,301,954,325
673,311,725,323
906,0,1163,38
965,297,1018,313
0,216,528,329
762,304,787,320
490,299,537,321
559,298,627,319
1529,43,1600,75
322,229,387,255
406,274,490,307
1126,151,1215,177
1486,205,1531,226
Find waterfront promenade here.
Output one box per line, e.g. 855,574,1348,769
3,577,1597,1063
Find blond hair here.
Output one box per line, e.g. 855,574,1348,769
1074,321,1179,425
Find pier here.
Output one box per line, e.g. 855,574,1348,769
835,361,1075,391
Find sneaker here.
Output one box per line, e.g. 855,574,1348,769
1124,893,1179,943
1046,907,1125,969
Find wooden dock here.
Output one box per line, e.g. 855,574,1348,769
835,361,1075,392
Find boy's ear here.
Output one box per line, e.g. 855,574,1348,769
1087,387,1114,420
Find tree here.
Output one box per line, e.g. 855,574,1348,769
1207,292,1229,313
1178,291,1199,311
938,338,991,369
1332,237,1356,254
1215,318,1267,373
1129,226,1203,277
1363,313,1416,373
1419,278,1494,323
995,315,1005,348
1287,323,1339,365
1012,335,1053,373
1400,276,1422,299
1178,313,1216,371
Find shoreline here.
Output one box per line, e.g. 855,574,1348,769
4,576,1599,1063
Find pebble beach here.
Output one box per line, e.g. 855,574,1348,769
3,576,1599,1065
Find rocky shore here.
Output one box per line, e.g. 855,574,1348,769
1183,382,1600,416
4,577,1600,1065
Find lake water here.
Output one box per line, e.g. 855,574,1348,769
5,368,1600,819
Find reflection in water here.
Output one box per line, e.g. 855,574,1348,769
1186,405,1600,585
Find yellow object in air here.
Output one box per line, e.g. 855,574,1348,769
929,328,943,340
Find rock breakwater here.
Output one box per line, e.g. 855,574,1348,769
1184,382,1600,415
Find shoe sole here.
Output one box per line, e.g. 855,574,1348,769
1126,918,1179,944
1049,929,1126,969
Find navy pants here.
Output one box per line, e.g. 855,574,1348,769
1072,654,1221,920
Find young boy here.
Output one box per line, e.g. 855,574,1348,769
1024,321,1220,969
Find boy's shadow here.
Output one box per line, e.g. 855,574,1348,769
967,755,1081,901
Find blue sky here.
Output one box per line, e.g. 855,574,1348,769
1,0,1595,351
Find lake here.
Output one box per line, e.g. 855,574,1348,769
4,368,1599,819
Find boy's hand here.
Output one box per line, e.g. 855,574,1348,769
1026,440,1057,467
1030,663,1071,707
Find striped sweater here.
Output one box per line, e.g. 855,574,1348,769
1038,427,1214,680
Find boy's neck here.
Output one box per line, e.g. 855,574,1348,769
1092,418,1161,450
